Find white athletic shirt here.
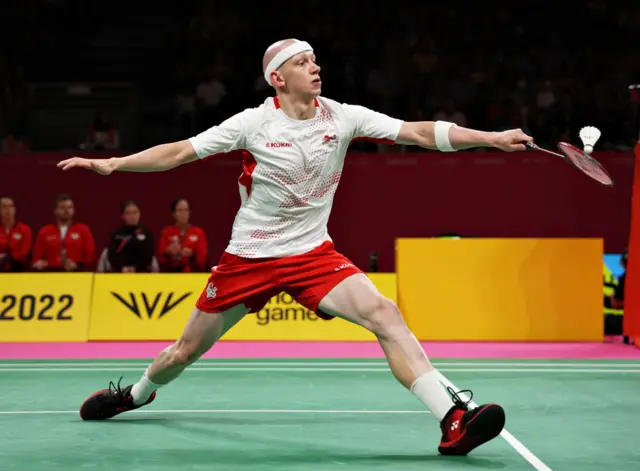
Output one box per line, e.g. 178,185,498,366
188,96,404,258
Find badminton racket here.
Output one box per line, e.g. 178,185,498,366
523,141,614,187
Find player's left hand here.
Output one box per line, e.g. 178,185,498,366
57,157,116,175
492,128,533,152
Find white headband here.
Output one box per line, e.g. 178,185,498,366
263,40,313,85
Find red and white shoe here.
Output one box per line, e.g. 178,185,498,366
438,387,505,455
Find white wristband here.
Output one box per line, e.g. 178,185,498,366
434,120,457,152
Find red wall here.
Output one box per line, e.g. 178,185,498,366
2,150,635,272
623,143,640,341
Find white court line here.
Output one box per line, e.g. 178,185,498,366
437,372,552,471
0,367,639,373
0,409,429,416
1,361,638,368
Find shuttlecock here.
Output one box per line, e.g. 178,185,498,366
579,126,601,155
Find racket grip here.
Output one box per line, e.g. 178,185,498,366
522,141,536,150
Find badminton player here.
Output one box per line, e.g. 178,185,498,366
59,39,532,456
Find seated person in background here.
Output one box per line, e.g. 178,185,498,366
158,198,208,272
32,194,95,272
104,200,155,273
1,132,30,153
0,197,32,272
84,111,119,150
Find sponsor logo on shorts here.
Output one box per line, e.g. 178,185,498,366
110,292,192,319
206,282,217,299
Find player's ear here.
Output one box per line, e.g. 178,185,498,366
271,71,285,88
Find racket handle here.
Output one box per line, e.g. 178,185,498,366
522,141,536,150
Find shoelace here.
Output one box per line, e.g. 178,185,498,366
446,386,473,410
106,377,126,402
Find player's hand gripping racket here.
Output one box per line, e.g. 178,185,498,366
523,141,614,187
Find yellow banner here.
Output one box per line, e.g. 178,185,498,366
89,273,395,341
0,273,93,342
89,274,205,341
396,238,603,341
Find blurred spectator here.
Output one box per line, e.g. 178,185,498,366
84,111,119,150
2,2,638,151
32,194,95,272
535,80,557,111
158,198,208,272
2,132,30,153
175,85,197,136
433,98,468,128
195,66,227,126
98,200,157,273
0,197,32,272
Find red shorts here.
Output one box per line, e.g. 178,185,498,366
195,241,363,320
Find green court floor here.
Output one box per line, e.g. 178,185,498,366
1,358,639,470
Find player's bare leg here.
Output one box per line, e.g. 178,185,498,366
79,304,249,420
128,304,248,400
318,274,444,402
318,274,505,455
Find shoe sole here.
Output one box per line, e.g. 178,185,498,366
438,404,506,456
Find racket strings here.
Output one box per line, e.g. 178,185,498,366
567,149,596,170
559,144,612,185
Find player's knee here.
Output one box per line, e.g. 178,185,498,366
361,296,409,340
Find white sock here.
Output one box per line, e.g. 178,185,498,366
131,371,162,405
410,370,454,420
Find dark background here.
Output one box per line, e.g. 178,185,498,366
2,0,638,270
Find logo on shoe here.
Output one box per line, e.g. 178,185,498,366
450,420,460,431
110,292,192,319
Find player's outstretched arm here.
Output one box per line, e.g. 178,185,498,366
57,140,198,175
396,121,533,152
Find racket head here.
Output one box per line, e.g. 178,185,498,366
557,142,615,187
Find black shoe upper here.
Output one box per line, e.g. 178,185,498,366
80,377,137,420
